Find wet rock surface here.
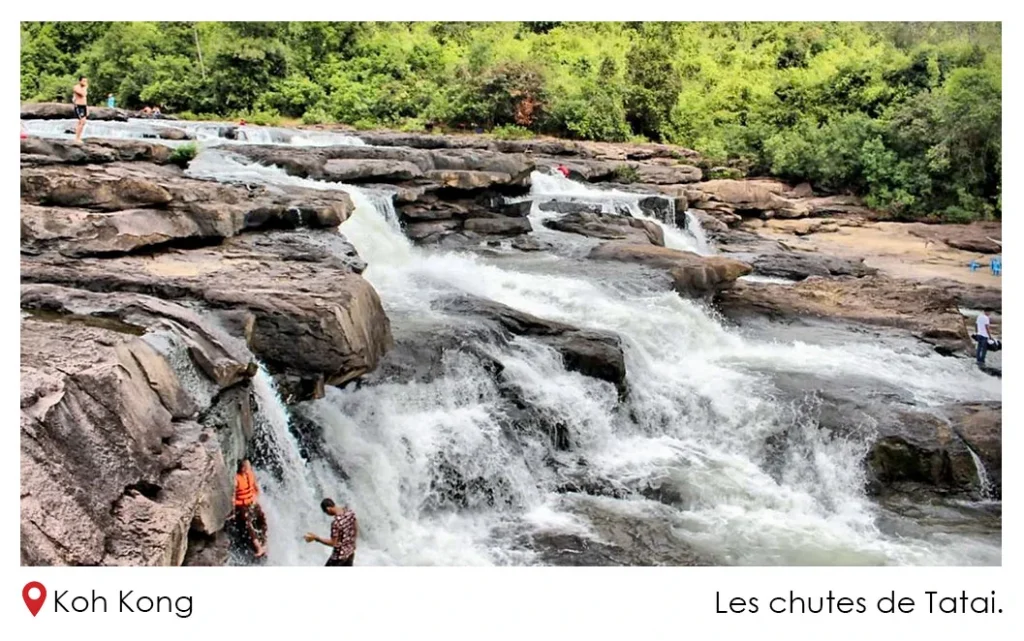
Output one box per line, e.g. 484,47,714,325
589,242,752,298
20,136,392,565
21,291,255,565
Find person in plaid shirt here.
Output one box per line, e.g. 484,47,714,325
305,498,358,566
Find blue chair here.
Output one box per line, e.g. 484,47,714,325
990,256,1001,276
969,260,979,272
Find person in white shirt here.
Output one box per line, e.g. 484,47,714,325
975,309,996,366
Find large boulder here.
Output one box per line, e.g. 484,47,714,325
538,200,632,217
944,402,1001,494
908,222,1002,254
544,212,664,246
22,102,130,121
21,232,392,386
633,163,702,185
438,296,627,396
589,242,751,298
716,276,967,354
21,137,173,166
20,288,257,565
323,158,424,182
688,179,809,218
462,217,533,237
866,410,978,496
750,252,878,281
20,162,353,256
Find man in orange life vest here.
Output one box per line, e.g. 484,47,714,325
234,458,268,558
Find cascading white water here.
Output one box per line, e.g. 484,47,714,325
683,210,713,255
22,118,365,148
965,448,995,500
525,171,710,255
27,123,1002,565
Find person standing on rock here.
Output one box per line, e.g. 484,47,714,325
974,309,996,366
305,498,357,566
106,93,116,108
233,458,268,558
71,76,89,144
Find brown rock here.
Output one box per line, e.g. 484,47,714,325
21,137,173,166
20,290,254,566
588,242,751,298
544,212,664,246
716,276,967,353
908,222,1002,254
944,402,1001,492
323,158,424,182
22,102,129,121
21,232,392,386
463,217,533,236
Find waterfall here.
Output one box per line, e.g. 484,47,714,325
26,122,1003,566
524,171,710,255
683,210,713,255
965,447,995,500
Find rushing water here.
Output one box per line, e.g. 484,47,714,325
28,121,1003,565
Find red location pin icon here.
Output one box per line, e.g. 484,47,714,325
23,581,46,616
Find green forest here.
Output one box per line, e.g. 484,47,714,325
21,22,1001,221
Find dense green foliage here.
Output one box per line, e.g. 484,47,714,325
21,21,1001,220
169,142,198,169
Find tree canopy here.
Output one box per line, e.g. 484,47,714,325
21,21,1001,221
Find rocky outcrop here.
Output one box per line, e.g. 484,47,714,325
21,287,257,565
908,222,1002,254
21,137,174,166
21,136,396,565
543,212,664,246
22,232,391,386
750,252,878,281
589,242,752,298
438,296,627,397
21,161,352,257
716,276,966,353
684,179,875,221
22,102,131,121
945,402,1001,494
22,102,179,121
236,144,534,190
866,410,979,496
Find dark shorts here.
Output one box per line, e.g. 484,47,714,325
325,554,354,567
74,104,88,119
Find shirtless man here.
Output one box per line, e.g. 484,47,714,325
72,76,89,144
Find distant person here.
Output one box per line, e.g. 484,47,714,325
71,76,89,144
304,498,357,566
233,458,267,558
107,93,116,108
556,164,570,178
238,118,247,126
974,309,997,367
152,106,162,117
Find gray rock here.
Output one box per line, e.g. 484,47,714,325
544,212,664,246
751,252,878,281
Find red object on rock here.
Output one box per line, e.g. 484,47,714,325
556,165,570,178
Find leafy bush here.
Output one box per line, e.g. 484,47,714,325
231,109,282,126
169,142,198,169
612,164,640,183
491,124,534,140
301,106,332,125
